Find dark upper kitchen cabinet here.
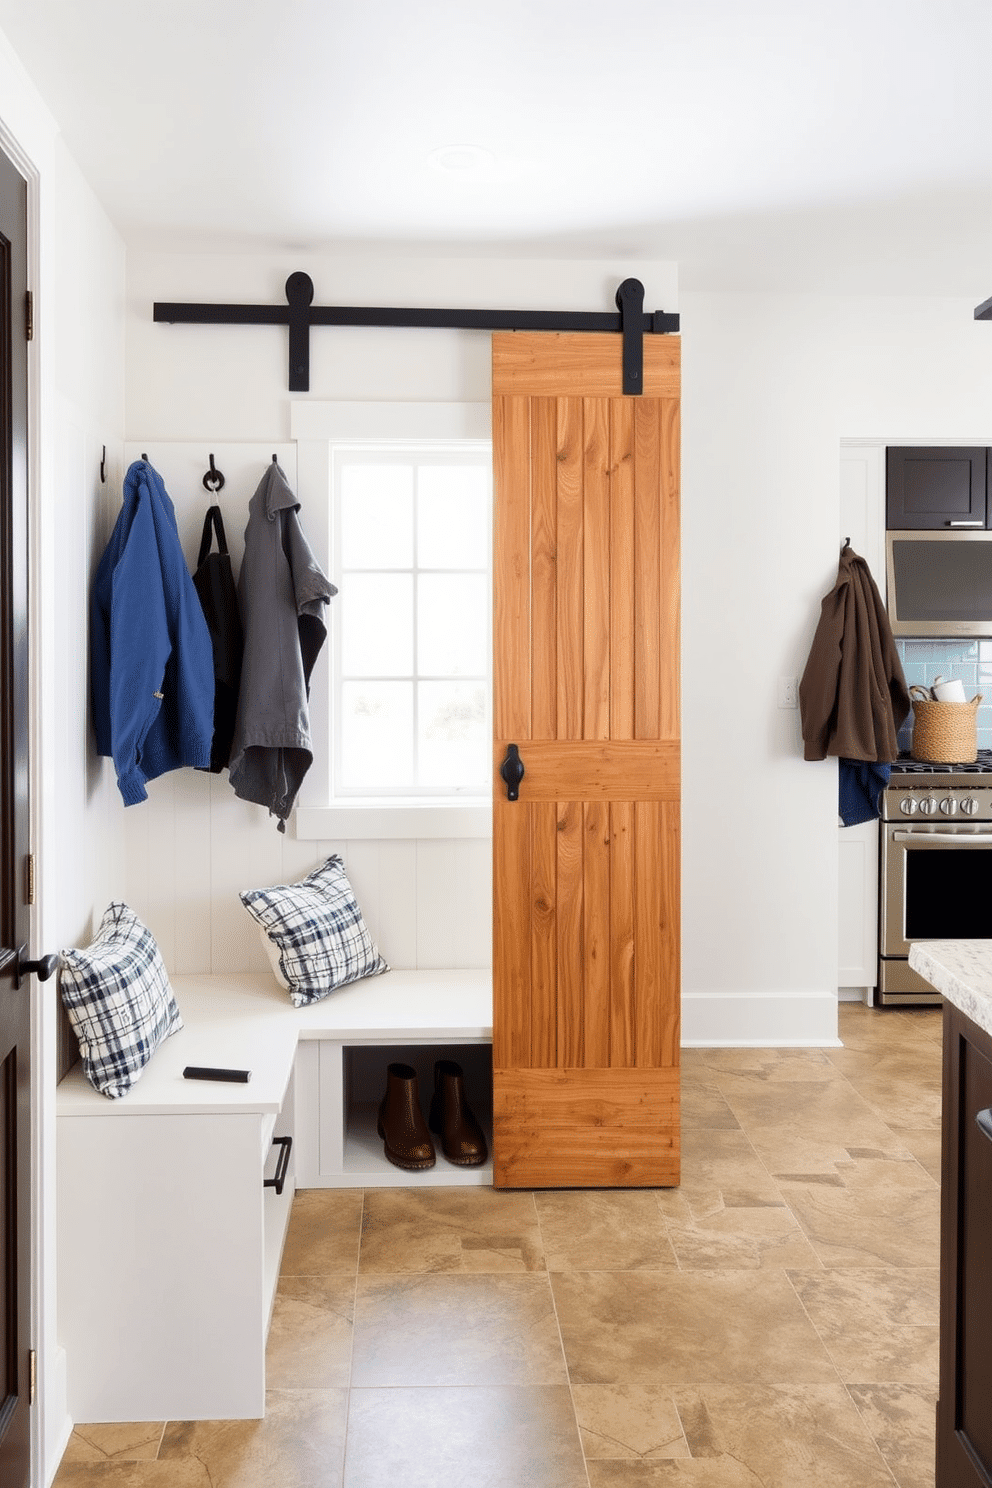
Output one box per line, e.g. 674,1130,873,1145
886,447,988,529
938,1001,992,1488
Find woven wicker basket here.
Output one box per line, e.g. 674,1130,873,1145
909,686,982,764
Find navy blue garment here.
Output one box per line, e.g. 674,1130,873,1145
91,460,215,805
839,758,891,825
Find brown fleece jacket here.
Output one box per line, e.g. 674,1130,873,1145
799,544,910,762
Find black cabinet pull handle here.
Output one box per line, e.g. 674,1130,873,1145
976,1109,992,1144
499,743,525,801
264,1135,293,1196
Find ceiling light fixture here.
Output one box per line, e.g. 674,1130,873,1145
428,144,495,175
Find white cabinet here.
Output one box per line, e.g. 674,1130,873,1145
291,969,493,1188
838,820,879,992
56,970,493,1423
56,978,298,1423
295,1037,492,1188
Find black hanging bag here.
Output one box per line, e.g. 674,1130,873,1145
192,506,243,772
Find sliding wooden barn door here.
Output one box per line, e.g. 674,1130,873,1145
492,331,681,1189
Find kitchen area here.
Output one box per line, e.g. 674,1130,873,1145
838,442,992,1488
838,443,992,1007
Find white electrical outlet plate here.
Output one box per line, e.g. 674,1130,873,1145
778,676,799,709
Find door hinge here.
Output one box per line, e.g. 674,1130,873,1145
24,854,35,906
25,290,33,342
28,1349,36,1406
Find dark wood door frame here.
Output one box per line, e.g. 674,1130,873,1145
0,136,33,1488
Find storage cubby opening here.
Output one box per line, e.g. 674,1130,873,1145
342,1041,493,1181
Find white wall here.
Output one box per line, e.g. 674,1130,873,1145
124,258,992,1047
680,290,992,1042
121,255,679,981
0,24,127,1486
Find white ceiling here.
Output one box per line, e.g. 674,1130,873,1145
3,0,992,295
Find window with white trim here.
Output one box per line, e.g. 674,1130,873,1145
331,442,492,799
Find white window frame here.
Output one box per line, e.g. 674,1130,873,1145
290,401,493,840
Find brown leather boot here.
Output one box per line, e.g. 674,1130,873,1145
377,1063,436,1170
428,1059,488,1167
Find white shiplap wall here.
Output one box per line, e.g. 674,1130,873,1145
117,441,492,974
121,767,492,972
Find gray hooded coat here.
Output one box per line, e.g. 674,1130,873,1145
228,461,336,827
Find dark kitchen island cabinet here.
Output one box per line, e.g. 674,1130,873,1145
909,941,992,1488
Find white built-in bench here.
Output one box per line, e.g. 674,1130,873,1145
56,968,492,1424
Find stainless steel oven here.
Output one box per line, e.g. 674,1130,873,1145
879,755,992,1003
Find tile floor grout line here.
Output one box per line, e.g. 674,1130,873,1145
534,1194,595,1488
339,1186,366,1488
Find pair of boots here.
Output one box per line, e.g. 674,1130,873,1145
377,1060,487,1171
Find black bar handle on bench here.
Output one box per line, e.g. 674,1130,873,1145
264,1135,293,1196
976,1109,992,1145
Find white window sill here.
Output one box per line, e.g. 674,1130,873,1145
295,800,493,840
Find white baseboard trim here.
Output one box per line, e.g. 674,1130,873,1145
681,990,842,1047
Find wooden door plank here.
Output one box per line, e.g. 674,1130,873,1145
556,800,584,1068
656,800,682,1068
583,398,611,741
610,401,636,742
492,332,681,400
531,398,559,740
609,800,636,1068
660,398,681,740
633,801,664,1068
633,400,662,739
492,802,532,1070
583,800,612,1066
492,1066,681,1188
493,394,532,741
530,801,559,1069
632,801,682,1068
556,398,584,741
493,739,679,800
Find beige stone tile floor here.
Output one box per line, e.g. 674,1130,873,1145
54,1001,942,1487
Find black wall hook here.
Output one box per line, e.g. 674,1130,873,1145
202,453,225,493
100,445,107,483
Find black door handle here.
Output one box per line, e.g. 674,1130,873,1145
499,743,525,801
15,948,60,990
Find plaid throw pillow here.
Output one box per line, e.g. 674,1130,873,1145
240,855,389,1007
59,903,183,1099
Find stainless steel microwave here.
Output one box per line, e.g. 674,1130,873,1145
886,529,992,637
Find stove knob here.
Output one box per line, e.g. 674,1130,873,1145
918,797,939,816
940,796,958,816
961,795,981,816
899,797,918,815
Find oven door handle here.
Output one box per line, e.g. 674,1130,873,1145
892,830,992,844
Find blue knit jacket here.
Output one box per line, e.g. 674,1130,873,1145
91,460,215,804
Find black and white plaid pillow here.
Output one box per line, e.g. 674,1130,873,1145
240,855,389,1007
59,903,183,1099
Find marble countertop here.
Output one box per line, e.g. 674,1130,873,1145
908,941,992,1037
